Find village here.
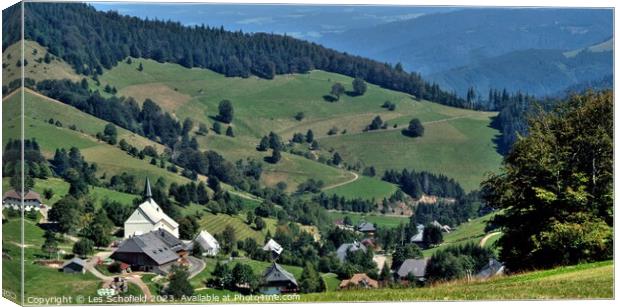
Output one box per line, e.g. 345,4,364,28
2,177,504,300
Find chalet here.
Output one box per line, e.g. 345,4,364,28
263,239,283,255
339,273,378,289
124,178,179,238
396,258,428,283
409,224,425,244
194,230,220,256
111,229,187,275
62,257,87,274
475,258,505,279
259,262,298,294
2,189,42,211
357,221,376,234
336,241,367,262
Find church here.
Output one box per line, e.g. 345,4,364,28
124,178,179,238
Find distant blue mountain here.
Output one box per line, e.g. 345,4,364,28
90,3,452,41
318,8,612,74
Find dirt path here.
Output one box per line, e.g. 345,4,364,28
480,232,501,247
322,171,359,190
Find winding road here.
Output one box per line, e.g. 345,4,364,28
321,171,359,190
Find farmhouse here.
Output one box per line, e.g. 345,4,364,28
124,178,179,238
336,241,368,262
111,228,187,275
339,273,378,289
2,189,42,211
62,257,87,274
396,258,428,283
357,221,376,234
259,262,299,294
193,230,220,256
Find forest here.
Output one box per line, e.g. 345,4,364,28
2,2,468,108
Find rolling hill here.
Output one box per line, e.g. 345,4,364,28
95,57,502,192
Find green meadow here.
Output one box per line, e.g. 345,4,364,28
96,58,502,193
327,211,410,229
300,260,613,301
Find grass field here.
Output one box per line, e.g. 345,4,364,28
3,40,81,87
190,258,340,292
300,260,613,301
422,212,497,256
327,211,410,229
323,175,398,201
96,57,502,193
2,177,138,207
2,217,102,303
195,211,277,243
2,90,190,186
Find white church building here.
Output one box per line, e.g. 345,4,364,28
124,178,179,238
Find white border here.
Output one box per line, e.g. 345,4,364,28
0,1,617,307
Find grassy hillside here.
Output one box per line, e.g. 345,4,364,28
327,211,409,229
423,212,497,257
2,40,81,87
96,58,502,192
300,260,613,301
2,89,188,186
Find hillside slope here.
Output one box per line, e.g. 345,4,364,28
2,89,189,186
301,261,613,301
96,58,502,192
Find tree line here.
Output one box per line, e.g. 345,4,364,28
7,2,470,108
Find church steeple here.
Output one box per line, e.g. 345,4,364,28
144,177,153,201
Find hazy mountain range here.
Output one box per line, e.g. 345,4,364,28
92,4,613,98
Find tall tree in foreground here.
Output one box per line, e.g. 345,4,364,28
482,91,613,271
166,265,194,298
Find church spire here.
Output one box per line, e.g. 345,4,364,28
144,177,153,200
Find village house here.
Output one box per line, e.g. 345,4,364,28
357,221,376,234
336,241,368,262
111,228,187,275
263,238,284,257
339,273,379,289
475,258,505,279
62,257,87,274
396,258,428,283
431,220,452,233
259,262,299,294
2,189,42,211
409,224,425,244
124,178,179,238
193,230,220,256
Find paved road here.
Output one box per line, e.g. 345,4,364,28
186,256,206,279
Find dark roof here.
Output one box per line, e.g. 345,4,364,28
62,257,87,268
144,177,153,200
336,241,367,262
358,222,376,232
397,258,428,278
113,229,183,265
476,258,504,279
262,263,298,286
3,189,41,202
